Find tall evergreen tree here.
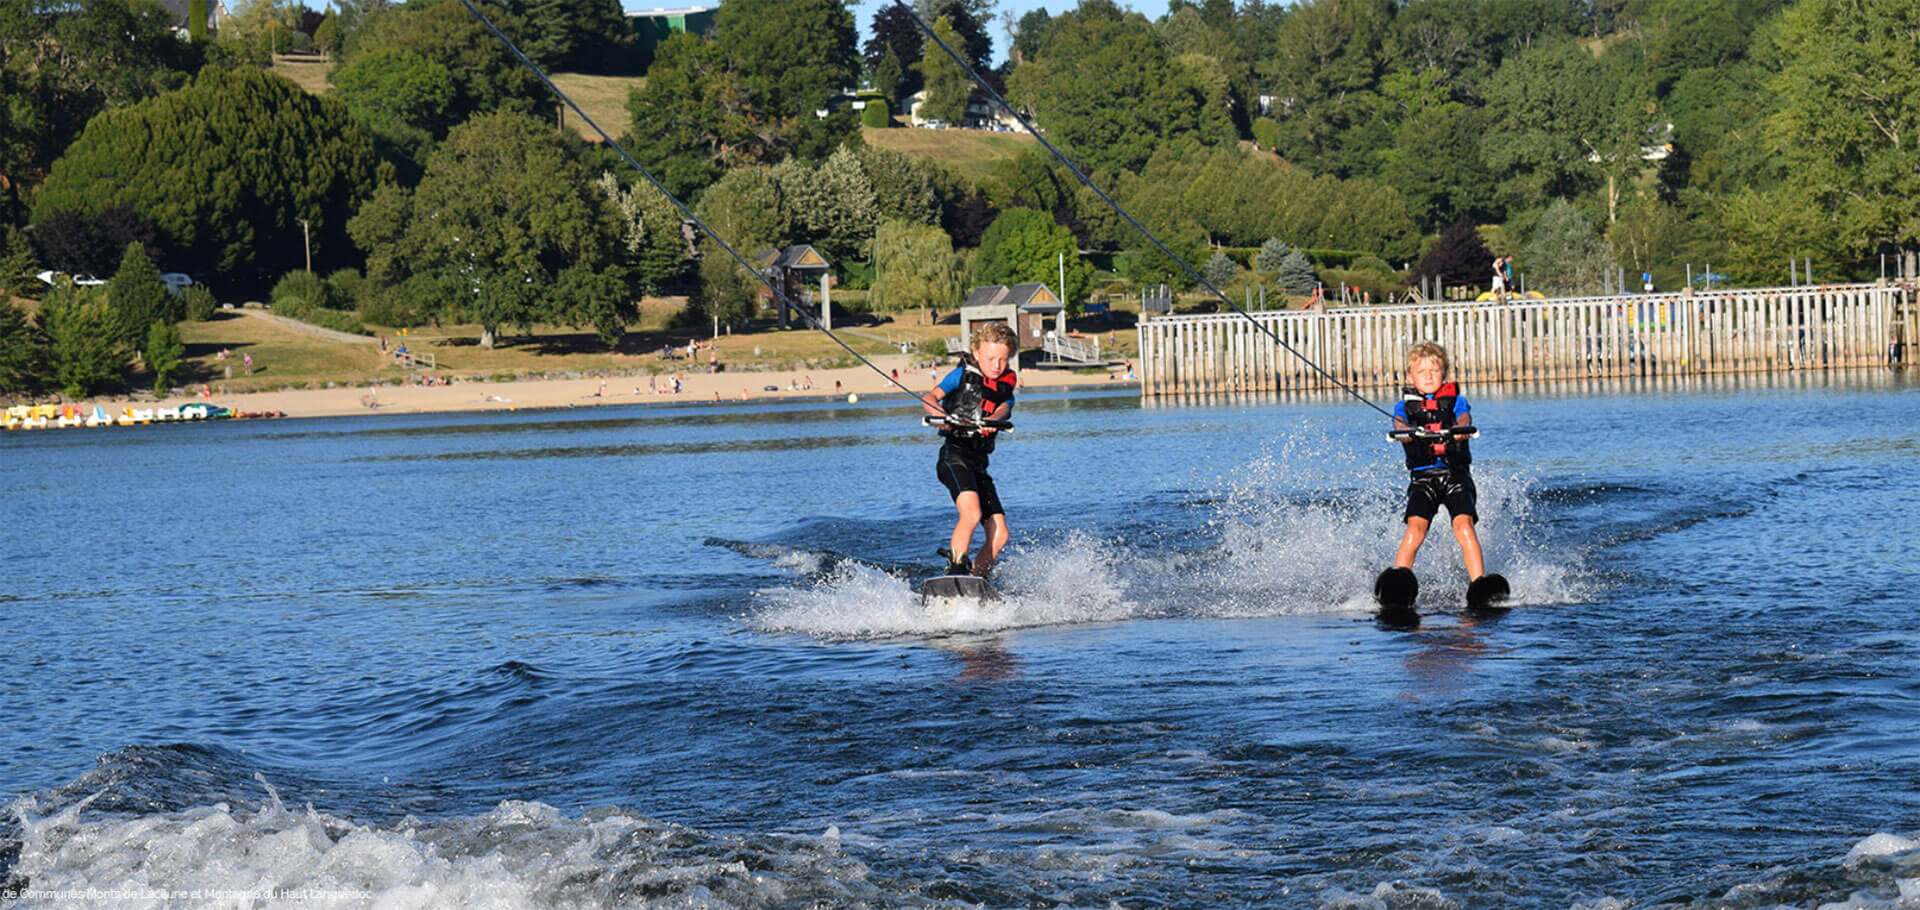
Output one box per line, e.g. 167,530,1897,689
0,299,49,396
107,242,175,348
38,287,123,399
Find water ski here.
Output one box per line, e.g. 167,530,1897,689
1466,573,1511,612
920,574,1002,613
1374,567,1419,625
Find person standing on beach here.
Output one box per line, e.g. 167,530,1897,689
922,322,1019,579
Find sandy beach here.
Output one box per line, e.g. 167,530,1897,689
137,353,1137,420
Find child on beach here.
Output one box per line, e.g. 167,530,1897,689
1391,342,1487,582
921,322,1019,579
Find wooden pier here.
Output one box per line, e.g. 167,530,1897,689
1137,282,1914,395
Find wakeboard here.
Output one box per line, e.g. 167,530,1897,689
920,574,1002,614
1374,567,1420,627
1466,573,1511,612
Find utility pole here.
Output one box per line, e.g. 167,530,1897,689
294,217,311,273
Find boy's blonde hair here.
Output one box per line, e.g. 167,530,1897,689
1407,341,1450,374
971,321,1018,352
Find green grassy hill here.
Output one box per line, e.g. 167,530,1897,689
861,125,1036,184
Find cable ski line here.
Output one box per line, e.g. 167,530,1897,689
453,0,947,413
895,1,1397,420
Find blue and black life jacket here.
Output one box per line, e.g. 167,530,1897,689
1401,381,1471,471
941,353,1018,453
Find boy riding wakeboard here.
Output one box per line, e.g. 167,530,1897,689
921,321,1019,581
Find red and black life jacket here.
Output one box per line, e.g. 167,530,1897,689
1401,381,1472,471
941,353,1017,453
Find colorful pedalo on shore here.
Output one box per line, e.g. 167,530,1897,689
2,402,284,430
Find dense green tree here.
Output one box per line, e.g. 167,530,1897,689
1760,0,1920,261
1636,0,1786,95
624,35,745,198
1006,1,1221,174
38,287,122,399
1010,8,1051,65
0,0,198,194
869,219,964,314
107,242,175,348
1608,196,1685,275
496,0,632,73
329,50,457,179
347,112,629,348
865,4,924,102
917,17,971,125
345,0,543,126
1520,200,1611,296
1661,61,1776,197
857,147,945,226
1259,0,1394,176
0,226,42,298
0,298,48,396
862,97,893,128
144,319,184,394
920,0,993,71
972,208,1092,306
717,0,859,120
1482,40,1656,222
1117,143,1418,259
595,173,691,293
1374,101,1499,232
692,166,792,258
552,265,636,348
775,147,878,264
33,68,383,293
1386,0,1588,101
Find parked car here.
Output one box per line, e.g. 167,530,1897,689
160,272,193,295
35,270,105,286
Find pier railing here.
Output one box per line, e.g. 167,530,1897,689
1137,282,1913,395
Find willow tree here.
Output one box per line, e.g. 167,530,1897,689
870,219,963,318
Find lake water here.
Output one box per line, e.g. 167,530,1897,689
3,371,1919,907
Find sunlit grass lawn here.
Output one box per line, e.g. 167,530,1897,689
861,125,1037,184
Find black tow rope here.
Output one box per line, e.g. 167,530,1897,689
894,0,1397,421
455,0,950,415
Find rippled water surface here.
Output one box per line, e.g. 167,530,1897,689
4,373,1920,907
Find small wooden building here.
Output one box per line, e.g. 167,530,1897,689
958,283,1064,360
757,244,832,330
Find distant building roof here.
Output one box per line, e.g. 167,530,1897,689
963,282,1061,313
760,245,830,271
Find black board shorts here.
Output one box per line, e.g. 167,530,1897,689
1404,469,1477,523
937,444,1004,517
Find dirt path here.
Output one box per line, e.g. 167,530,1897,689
232,307,377,345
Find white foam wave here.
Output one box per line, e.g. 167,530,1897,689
1184,436,1594,616
750,532,1136,640
7,785,873,909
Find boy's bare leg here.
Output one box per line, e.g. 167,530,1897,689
1395,517,1430,568
1451,513,1485,579
949,492,982,571
973,513,1010,578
